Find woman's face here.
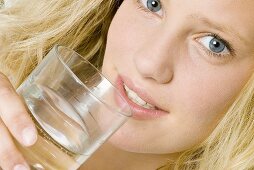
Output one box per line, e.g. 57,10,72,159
102,0,254,154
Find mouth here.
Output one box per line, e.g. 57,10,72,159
116,75,169,120
123,84,157,110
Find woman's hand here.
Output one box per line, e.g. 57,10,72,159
0,73,37,170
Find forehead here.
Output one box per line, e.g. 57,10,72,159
173,0,254,22
191,0,254,15
173,0,254,44
171,0,254,9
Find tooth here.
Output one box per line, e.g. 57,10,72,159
131,93,147,106
146,102,155,108
127,90,137,99
124,84,130,91
144,103,155,109
124,84,156,109
126,88,144,104
143,104,153,109
143,103,155,109
135,96,146,105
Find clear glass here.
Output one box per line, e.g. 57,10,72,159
16,45,132,170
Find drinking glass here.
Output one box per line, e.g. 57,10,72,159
16,45,132,170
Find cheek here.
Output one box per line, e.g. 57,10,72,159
105,1,150,64
163,56,254,150
174,66,251,131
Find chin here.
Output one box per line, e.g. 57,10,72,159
107,125,169,154
108,132,150,153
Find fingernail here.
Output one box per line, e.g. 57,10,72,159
22,126,37,146
13,164,29,170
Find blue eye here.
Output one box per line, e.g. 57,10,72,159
138,0,163,16
209,38,226,53
147,0,161,13
197,35,230,55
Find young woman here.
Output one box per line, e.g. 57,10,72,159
0,0,254,169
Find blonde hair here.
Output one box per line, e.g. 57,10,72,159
168,73,254,170
1,0,254,169
0,0,117,87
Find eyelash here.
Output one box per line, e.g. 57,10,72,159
136,0,149,12
199,33,236,58
135,0,236,59
135,0,162,17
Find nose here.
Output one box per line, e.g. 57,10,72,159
133,35,174,84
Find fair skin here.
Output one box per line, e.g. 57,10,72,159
82,0,254,169
0,0,254,170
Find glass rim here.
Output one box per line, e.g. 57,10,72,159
53,44,132,117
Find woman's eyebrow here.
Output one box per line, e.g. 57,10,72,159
188,14,247,45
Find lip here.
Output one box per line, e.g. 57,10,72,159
115,75,169,120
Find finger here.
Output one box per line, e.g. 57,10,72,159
0,119,30,170
0,73,37,147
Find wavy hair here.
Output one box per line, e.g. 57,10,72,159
167,73,254,170
1,0,254,169
0,0,118,87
